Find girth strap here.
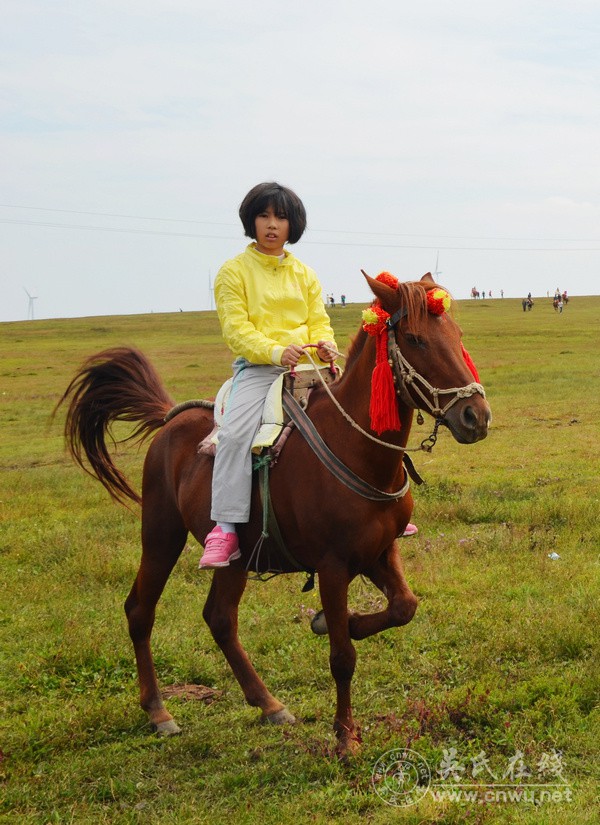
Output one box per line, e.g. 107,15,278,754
246,456,316,591
282,389,410,502
259,462,312,574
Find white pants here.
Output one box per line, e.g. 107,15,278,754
210,359,285,523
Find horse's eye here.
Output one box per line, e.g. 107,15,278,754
404,333,425,348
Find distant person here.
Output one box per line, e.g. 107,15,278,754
198,182,337,569
341,294,346,307
501,290,504,298
522,298,527,312
482,291,486,299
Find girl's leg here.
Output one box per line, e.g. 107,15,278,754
200,364,283,568
210,363,284,524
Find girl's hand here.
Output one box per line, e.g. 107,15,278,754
281,344,305,367
316,340,336,363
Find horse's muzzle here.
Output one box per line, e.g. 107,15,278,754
443,397,492,444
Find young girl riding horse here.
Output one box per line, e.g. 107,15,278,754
199,182,338,568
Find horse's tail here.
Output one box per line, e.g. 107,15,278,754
55,347,175,506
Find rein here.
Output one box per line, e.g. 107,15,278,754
300,348,439,453
282,389,410,501
301,309,486,454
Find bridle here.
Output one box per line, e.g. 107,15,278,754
302,303,486,455
385,306,486,422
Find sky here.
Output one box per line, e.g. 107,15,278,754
1,0,599,322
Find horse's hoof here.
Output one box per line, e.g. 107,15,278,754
310,610,328,636
154,719,182,737
263,707,296,725
337,747,358,763
336,736,361,762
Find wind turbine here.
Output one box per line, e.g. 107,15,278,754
23,287,38,320
433,251,442,280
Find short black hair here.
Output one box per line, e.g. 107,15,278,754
239,182,307,244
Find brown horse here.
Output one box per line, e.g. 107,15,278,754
57,273,491,758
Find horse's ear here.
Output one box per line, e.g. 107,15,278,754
421,272,435,285
363,271,398,308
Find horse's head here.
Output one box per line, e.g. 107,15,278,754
364,272,492,444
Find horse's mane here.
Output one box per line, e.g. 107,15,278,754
344,280,436,372
345,326,369,370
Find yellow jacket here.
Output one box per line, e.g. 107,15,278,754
214,244,336,365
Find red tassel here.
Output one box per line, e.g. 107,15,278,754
460,343,480,382
370,362,401,434
369,331,401,434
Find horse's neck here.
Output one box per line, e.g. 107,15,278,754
339,333,411,435
310,339,412,480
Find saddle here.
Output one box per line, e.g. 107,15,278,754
197,364,340,459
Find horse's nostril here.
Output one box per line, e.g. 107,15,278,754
461,405,478,428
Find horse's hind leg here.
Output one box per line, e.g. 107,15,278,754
348,543,418,640
202,567,295,724
125,519,188,736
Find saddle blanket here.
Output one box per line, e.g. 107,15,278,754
199,364,335,456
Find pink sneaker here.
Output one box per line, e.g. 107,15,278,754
401,523,418,537
199,526,241,569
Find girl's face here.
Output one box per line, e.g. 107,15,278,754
254,206,289,256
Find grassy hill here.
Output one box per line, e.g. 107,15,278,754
1,295,598,824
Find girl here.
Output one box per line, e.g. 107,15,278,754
199,182,337,568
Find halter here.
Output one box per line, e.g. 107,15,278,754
386,310,486,420
301,303,486,455
386,307,485,424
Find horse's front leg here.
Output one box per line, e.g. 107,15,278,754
317,561,360,760
311,542,418,641
203,566,295,725
348,542,418,640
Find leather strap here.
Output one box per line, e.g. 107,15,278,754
282,389,410,502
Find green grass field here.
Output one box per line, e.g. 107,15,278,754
1,296,599,824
